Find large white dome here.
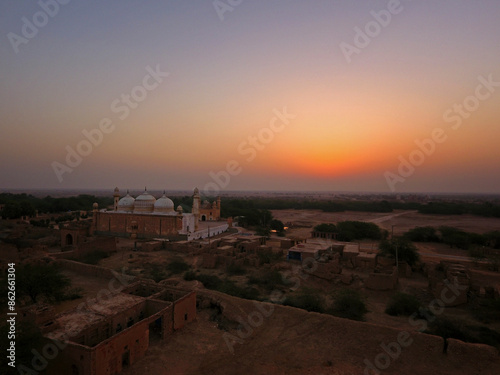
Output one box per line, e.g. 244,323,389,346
117,191,135,212
154,192,175,214
134,189,156,212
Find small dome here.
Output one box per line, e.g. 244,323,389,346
154,192,174,213
194,187,199,195
118,191,135,212
176,205,183,213
114,187,119,192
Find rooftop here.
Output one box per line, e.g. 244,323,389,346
46,293,145,341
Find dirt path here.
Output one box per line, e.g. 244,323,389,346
366,210,418,224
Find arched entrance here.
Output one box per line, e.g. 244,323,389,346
201,215,206,221
66,233,73,246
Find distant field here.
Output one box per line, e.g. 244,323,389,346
271,209,500,238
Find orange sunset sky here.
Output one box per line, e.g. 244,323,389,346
1,1,499,193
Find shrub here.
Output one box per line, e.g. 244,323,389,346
248,269,285,291
166,259,190,274
147,263,167,282
270,219,285,233
284,289,325,313
404,226,439,242
385,292,421,316
436,226,486,250
426,317,500,349
379,238,420,266
18,263,71,303
194,274,223,289
329,289,368,321
219,280,260,300
183,272,260,300
336,221,382,241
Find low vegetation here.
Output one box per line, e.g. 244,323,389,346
219,196,500,218
403,226,500,250
404,226,440,242
284,289,325,313
426,316,500,349
385,292,421,316
247,269,286,291
17,263,71,304
378,238,420,266
184,271,260,300
328,288,368,321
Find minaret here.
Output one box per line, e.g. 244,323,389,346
192,187,200,231
113,187,120,211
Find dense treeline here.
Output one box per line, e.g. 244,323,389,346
0,193,113,219
3,192,500,220
219,197,500,218
404,226,500,250
417,201,500,217
220,197,394,216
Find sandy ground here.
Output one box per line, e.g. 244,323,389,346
119,290,500,375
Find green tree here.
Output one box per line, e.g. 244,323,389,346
18,263,71,303
270,219,285,233
1,202,22,219
255,226,271,237
329,288,368,321
336,221,381,241
439,226,471,249
404,226,439,242
284,289,325,313
313,223,337,233
379,237,420,266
